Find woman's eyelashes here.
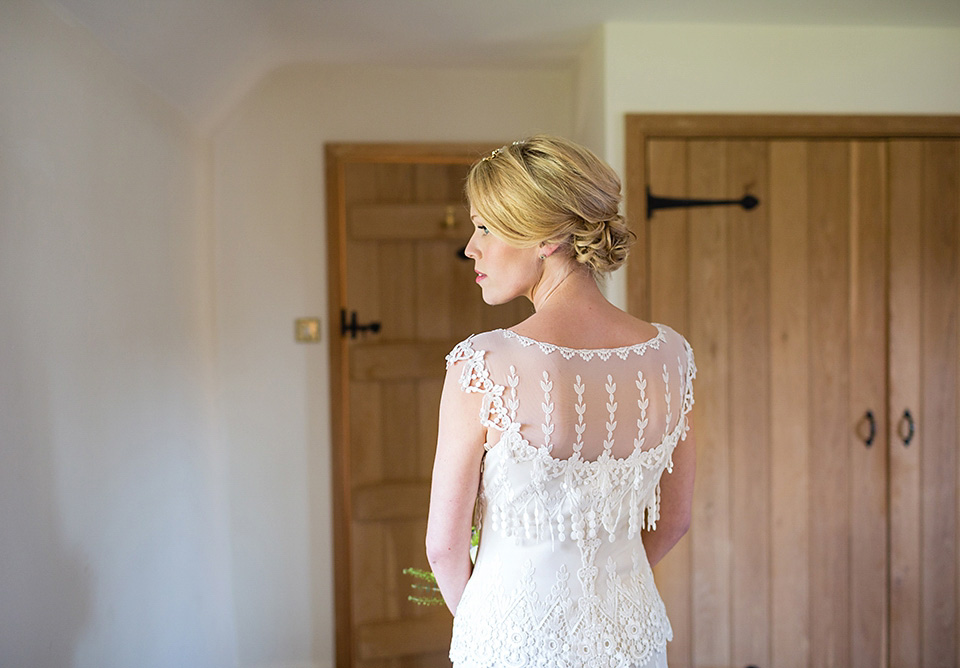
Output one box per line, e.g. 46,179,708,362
475,225,490,235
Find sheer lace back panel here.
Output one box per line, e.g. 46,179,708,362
444,323,696,668
448,323,694,463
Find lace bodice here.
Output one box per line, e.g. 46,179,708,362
445,323,695,668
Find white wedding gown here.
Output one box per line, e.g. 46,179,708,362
445,323,695,668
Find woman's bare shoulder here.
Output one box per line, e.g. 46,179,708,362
508,305,659,350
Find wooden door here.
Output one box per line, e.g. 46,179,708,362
888,139,960,668
640,134,887,668
326,145,531,668
626,115,960,668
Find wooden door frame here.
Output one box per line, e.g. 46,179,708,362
626,113,960,319
325,142,500,668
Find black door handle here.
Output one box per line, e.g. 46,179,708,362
899,409,915,447
862,410,876,447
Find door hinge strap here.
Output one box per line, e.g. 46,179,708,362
647,187,759,219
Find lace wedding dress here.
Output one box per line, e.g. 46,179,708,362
444,323,696,668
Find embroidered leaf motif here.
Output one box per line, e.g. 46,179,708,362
634,370,649,449
541,370,554,449
507,365,520,419
661,363,673,440
574,374,587,449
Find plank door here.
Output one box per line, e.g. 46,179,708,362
888,139,960,668
636,133,888,668
327,146,531,668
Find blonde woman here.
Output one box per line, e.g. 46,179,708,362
426,136,696,668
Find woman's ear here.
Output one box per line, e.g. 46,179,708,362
538,240,563,259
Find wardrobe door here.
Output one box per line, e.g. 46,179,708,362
888,139,960,668
643,136,888,668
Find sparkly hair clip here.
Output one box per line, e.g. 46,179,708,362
482,140,525,162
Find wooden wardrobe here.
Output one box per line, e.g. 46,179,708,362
627,114,960,668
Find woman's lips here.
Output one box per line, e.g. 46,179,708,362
475,271,486,283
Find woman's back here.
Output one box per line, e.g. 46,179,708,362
445,323,695,668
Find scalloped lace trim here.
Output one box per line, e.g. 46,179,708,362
497,324,666,361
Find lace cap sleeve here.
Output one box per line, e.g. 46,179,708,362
445,337,476,370
445,336,491,393
445,336,510,432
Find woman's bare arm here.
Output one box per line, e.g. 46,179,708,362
642,425,696,567
425,363,487,615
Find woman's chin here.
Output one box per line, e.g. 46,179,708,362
478,289,503,306
480,290,520,307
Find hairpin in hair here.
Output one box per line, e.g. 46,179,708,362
482,140,525,162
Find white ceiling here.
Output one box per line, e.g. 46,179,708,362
48,0,960,130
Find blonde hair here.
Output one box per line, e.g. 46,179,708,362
465,135,634,278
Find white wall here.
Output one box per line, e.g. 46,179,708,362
587,22,960,307
572,28,607,155
0,3,235,667
211,62,573,668
601,22,960,189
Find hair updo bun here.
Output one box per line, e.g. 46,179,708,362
466,135,635,280
569,214,633,275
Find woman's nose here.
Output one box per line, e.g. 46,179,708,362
464,233,479,260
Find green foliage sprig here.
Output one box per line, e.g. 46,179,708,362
402,567,444,606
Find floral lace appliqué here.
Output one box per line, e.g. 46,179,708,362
450,553,672,668
446,338,511,433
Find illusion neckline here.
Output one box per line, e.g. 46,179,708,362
495,322,666,356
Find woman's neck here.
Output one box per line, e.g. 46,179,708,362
528,261,606,315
